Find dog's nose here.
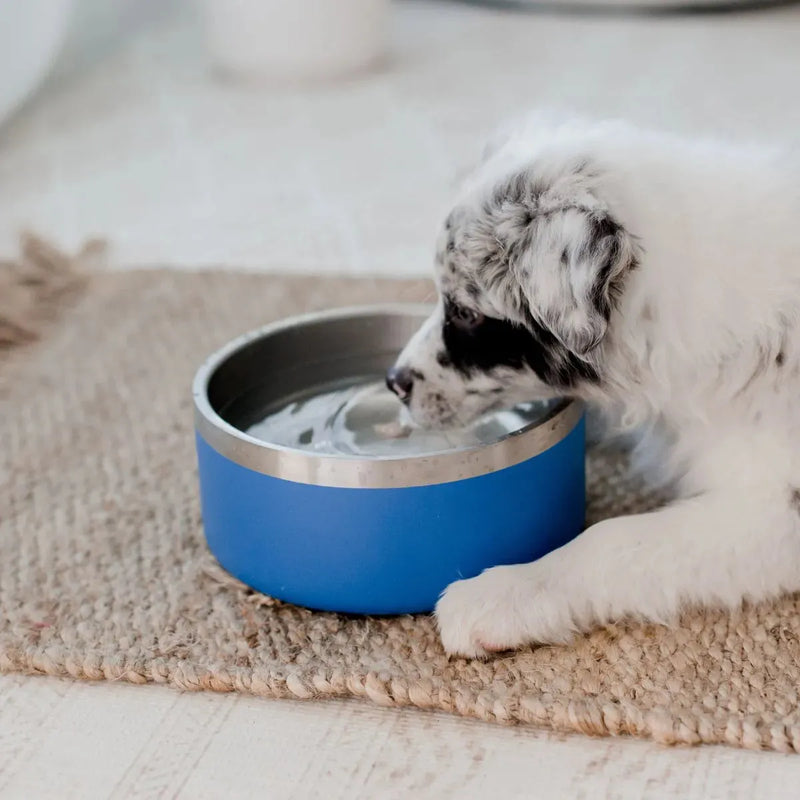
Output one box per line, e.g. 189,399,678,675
386,366,415,401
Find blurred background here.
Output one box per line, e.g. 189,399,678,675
1,0,798,277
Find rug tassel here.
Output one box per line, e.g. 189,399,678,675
0,232,104,351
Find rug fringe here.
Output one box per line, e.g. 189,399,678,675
0,233,105,351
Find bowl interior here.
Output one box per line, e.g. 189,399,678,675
196,306,581,485
207,309,425,433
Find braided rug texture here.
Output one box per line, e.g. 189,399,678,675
2,259,800,753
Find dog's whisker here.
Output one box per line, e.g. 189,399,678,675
394,285,437,304
420,290,437,304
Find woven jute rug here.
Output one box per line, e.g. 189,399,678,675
2,239,800,753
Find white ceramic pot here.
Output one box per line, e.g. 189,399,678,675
0,0,74,128
202,0,389,83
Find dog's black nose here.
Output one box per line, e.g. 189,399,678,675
386,366,415,401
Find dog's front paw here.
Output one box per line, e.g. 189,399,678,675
435,564,576,658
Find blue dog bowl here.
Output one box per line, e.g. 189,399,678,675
193,305,585,615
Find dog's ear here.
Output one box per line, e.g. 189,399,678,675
520,212,636,357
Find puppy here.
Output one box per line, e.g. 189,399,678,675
387,114,800,658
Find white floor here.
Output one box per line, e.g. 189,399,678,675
2,675,799,800
2,0,800,274
3,1,800,797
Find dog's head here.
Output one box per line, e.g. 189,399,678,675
388,151,638,428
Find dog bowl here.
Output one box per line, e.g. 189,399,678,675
193,305,586,614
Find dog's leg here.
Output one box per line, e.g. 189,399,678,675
436,488,800,658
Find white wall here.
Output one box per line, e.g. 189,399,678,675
57,0,188,76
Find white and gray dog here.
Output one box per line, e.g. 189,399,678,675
386,113,800,659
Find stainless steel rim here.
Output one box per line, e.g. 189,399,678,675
193,304,583,489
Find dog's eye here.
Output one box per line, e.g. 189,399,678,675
451,305,485,330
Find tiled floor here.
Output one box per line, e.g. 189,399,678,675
3,1,800,797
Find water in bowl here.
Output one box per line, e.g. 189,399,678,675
245,377,556,457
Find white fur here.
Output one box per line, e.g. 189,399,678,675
399,115,800,658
